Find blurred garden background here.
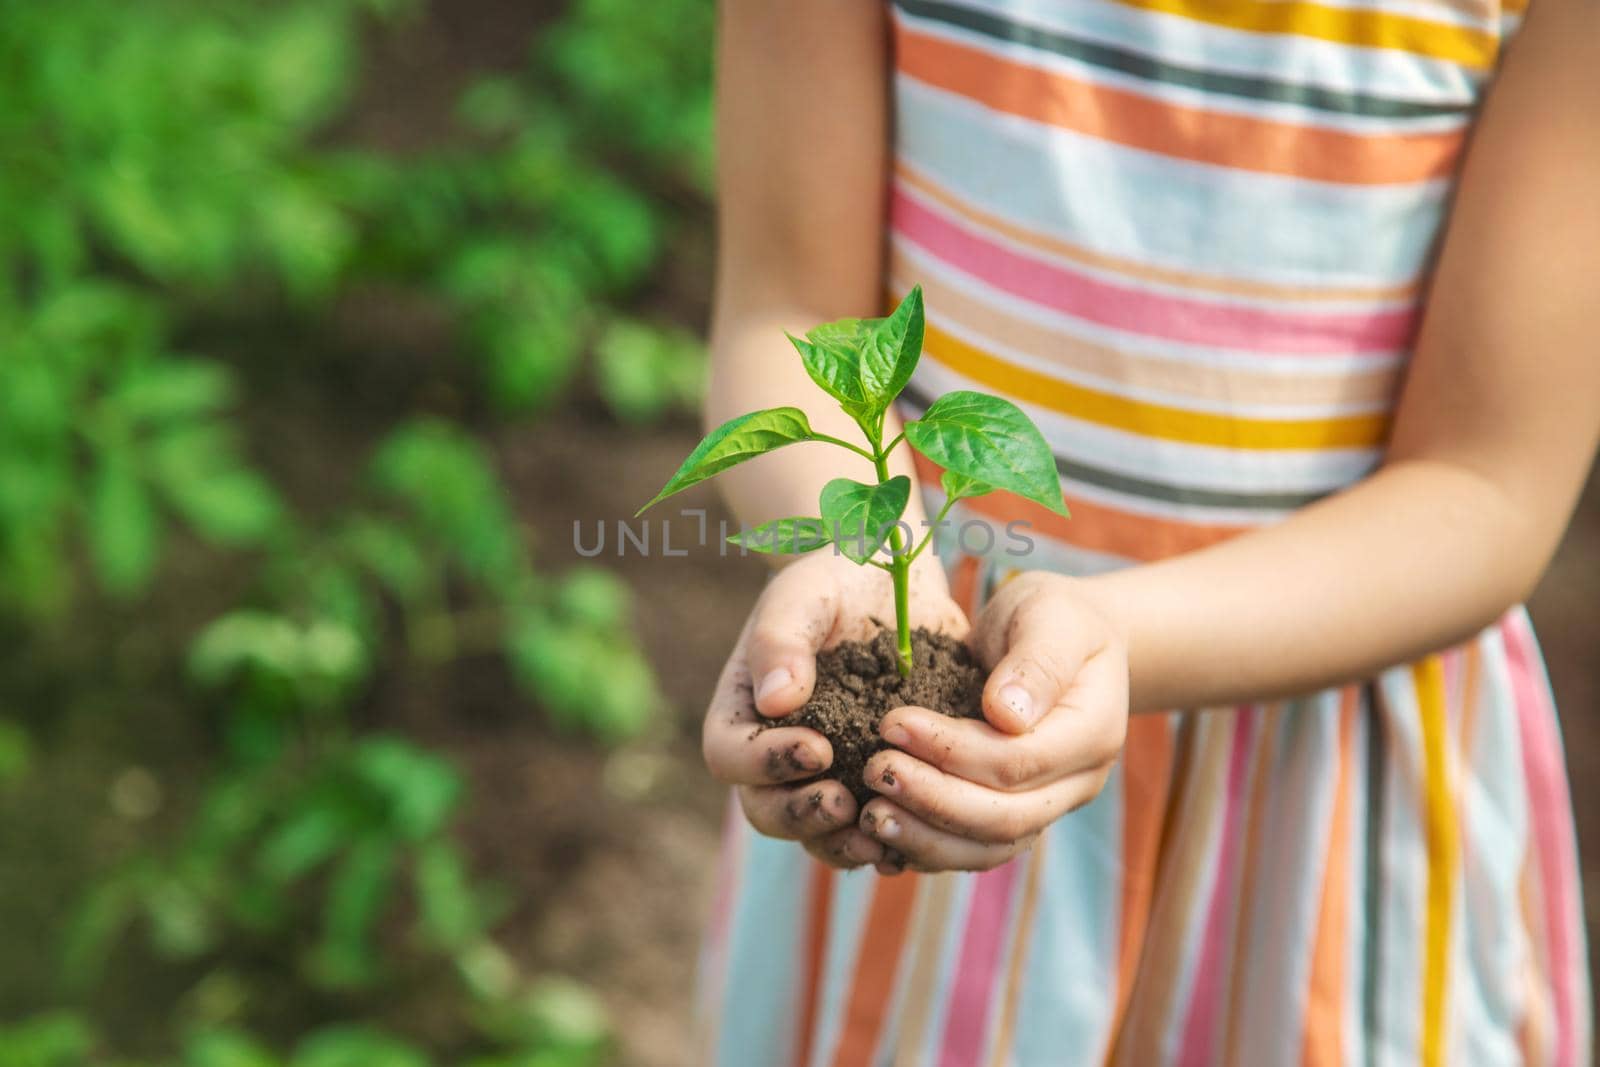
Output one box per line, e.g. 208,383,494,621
0,1,1594,1064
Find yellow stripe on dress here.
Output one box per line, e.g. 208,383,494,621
1414,656,1458,1067
922,321,1391,450
1104,0,1499,69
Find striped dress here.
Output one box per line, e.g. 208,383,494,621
699,0,1593,1063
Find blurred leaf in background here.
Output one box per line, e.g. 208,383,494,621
594,318,706,425
0,1011,95,1067
507,569,659,742
0,719,32,788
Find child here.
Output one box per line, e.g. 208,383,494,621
695,0,1596,1062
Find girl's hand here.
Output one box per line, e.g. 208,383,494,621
859,572,1128,874
702,551,969,870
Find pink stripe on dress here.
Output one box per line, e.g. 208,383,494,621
890,186,1417,356
1502,612,1583,1067
937,860,1022,1067
1175,709,1261,1066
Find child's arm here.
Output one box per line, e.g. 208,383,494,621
698,1,964,871
1072,0,1600,713
855,0,1600,872
705,0,924,531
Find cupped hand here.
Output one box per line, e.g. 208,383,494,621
858,571,1129,875
703,551,969,869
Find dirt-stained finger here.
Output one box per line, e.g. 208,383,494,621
706,722,832,787
738,780,857,841
703,640,832,785
803,825,886,870
859,800,1035,873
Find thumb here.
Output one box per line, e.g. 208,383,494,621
980,609,1094,734
744,569,838,718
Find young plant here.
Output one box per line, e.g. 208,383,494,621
638,287,1067,676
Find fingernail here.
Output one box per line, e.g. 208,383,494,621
786,744,823,773
874,814,901,840
874,767,899,795
882,722,910,747
756,668,792,705
998,683,1037,727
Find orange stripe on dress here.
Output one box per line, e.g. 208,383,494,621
949,554,983,617
896,26,1466,186
1106,715,1176,1061
828,872,923,1067
913,452,1249,563
1108,717,1237,1064
1301,689,1359,1067
795,862,836,1067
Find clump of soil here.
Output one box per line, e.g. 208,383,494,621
769,626,984,804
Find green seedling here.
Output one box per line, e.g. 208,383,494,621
638,287,1067,676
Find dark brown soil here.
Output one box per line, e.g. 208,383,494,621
772,626,984,805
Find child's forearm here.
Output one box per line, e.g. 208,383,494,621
1085,0,1600,713
705,1,924,540
1081,458,1552,713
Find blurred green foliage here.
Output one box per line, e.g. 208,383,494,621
64,738,490,989
0,0,712,1058
0,987,608,1066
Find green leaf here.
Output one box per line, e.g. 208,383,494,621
506,610,658,742
311,839,397,989
109,359,234,423
727,517,832,555
0,1011,96,1067
259,180,354,303
555,568,632,629
787,287,924,423
905,392,1067,515
369,420,522,587
414,840,483,949
257,807,348,886
183,1027,282,1067
523,977,611,1050
458,76,525,134
818,476,911,564
88,455,160,597
940,469,992,501
637,407,814,513
594,318,705,424
0,722,28,788
293,1026,431,1067
346,739,462,840
165,468,283,546
339,517,428,604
